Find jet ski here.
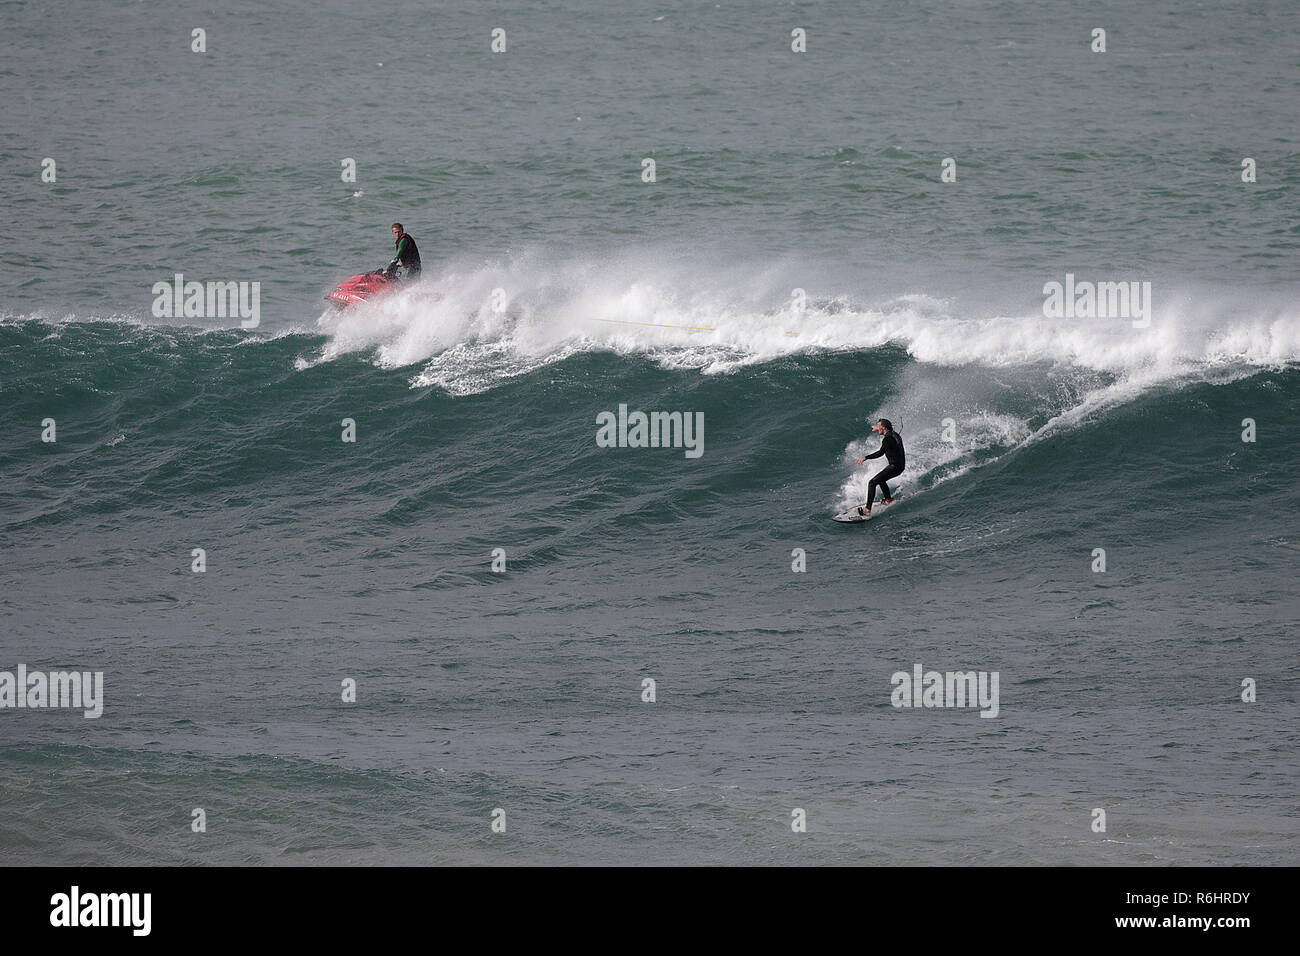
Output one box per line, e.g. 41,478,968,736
325,269,445,309
325,269,400,308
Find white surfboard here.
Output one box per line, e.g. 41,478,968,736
832,492,903,523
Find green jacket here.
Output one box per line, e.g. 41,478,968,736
387,233,421,275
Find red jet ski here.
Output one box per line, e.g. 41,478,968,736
325,270,400,308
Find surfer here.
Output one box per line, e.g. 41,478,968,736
384,223,421,280
855,418,904,516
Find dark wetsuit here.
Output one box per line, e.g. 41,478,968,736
388,233,421,279
863,430,905,509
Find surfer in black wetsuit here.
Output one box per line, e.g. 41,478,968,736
385,223,421,280
856,418,904,516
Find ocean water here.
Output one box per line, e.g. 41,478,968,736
1,0,1297,865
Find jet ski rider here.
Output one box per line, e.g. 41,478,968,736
385,223,421,280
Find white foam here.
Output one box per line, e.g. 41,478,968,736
310,253,1300,389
